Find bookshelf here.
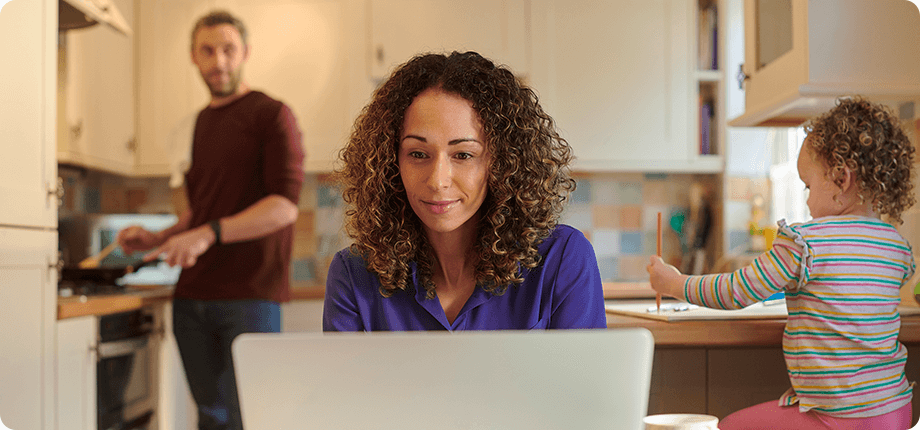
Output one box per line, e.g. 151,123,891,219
695,0,723,160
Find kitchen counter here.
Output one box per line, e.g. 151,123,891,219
59,284,920,348
606,303,920,347
57,285,175,319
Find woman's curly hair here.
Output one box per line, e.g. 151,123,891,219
803,96,915,224
334,51,576,299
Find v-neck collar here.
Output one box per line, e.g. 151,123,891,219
411,263,494,330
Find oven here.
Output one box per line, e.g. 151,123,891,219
96,308,158,430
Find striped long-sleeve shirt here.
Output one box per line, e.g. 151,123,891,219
684,215,915,418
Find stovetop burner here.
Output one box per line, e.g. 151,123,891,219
58,280,126,297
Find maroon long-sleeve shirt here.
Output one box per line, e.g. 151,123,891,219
176,91,305,302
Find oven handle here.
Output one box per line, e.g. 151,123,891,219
96,335,149,359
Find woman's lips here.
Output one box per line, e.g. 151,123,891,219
424,200,457,214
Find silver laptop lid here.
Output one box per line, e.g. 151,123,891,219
233,329,654,430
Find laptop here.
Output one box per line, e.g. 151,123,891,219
232,328,654,430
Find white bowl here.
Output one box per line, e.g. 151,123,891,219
643,414,720,430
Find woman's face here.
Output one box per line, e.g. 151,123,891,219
398,88,491,237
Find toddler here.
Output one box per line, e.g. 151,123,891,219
648,97,916,429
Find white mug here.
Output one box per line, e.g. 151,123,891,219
643,414,719,430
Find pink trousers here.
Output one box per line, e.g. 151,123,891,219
718,400,913,430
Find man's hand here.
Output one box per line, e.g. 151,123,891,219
146,225,216,268
117,226,164,254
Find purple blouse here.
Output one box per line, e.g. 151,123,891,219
323,225,607,331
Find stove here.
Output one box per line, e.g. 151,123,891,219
58,279,126,297
58,214,181,297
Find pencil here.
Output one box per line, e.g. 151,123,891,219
656,212,662,314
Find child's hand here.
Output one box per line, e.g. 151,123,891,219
647,256,686,299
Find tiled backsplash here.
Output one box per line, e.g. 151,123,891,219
59,166,723,284
563,173,719,281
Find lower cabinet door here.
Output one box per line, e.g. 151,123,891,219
56,316,97,430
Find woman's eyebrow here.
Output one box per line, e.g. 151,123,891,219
401,135,482,145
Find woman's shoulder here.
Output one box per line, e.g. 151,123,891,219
539,224,593,257
546,224,589,244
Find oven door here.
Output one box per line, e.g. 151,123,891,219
97,321,156,430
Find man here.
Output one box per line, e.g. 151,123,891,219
118,10,304,430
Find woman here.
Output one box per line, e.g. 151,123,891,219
323,51,606,331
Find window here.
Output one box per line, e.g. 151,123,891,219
769,127,808,223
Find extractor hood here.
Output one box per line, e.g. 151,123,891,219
59,0,132,36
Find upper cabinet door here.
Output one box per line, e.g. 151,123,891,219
530,0,710,172
58,0,137,175
369,0,530,80
0,0,57,228
731,0,920,127
135,0,214,178
219,0,372,172
137,0,371,175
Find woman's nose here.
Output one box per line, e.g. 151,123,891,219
427,155,451,190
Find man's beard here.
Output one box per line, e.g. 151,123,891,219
203,68,243,98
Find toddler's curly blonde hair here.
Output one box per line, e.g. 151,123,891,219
803,97,916,224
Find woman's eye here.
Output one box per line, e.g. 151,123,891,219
455,152,473,160
408,151,426,159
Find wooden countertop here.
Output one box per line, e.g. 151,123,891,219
288,282,657,301
57,285,175,320
59,283,920,349
607,306,920,347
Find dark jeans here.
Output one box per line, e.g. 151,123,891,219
172,298,281,430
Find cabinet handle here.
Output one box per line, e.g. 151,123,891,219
49,252,64,281
127,137,137,152
47,177,64,207
70,120,82,141
736,63,750,90
375,45,385,64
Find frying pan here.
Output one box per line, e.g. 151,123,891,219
61,258,162,284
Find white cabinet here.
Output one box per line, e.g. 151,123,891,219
0,0,58,229
0,229,57,430
529,0,722,172
368,0,529,80
0,1,59,428
282,299,325,332
56,316,97,430
136,0,371,175
157,303,197,430
220,0,372,172
58,0,137,175
730,0,920,127
134,0,215,178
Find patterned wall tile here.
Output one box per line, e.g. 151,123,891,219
642,179,673,205
591,229,621,257
596,256,619,281
619,232,643,254
591,205,620,229
292,210,316,259
616,181,644,205
618,255,650,281
291,258,317,282
618,206,642,230
560,203,593,232
571,178,592,204
642,205,669,232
